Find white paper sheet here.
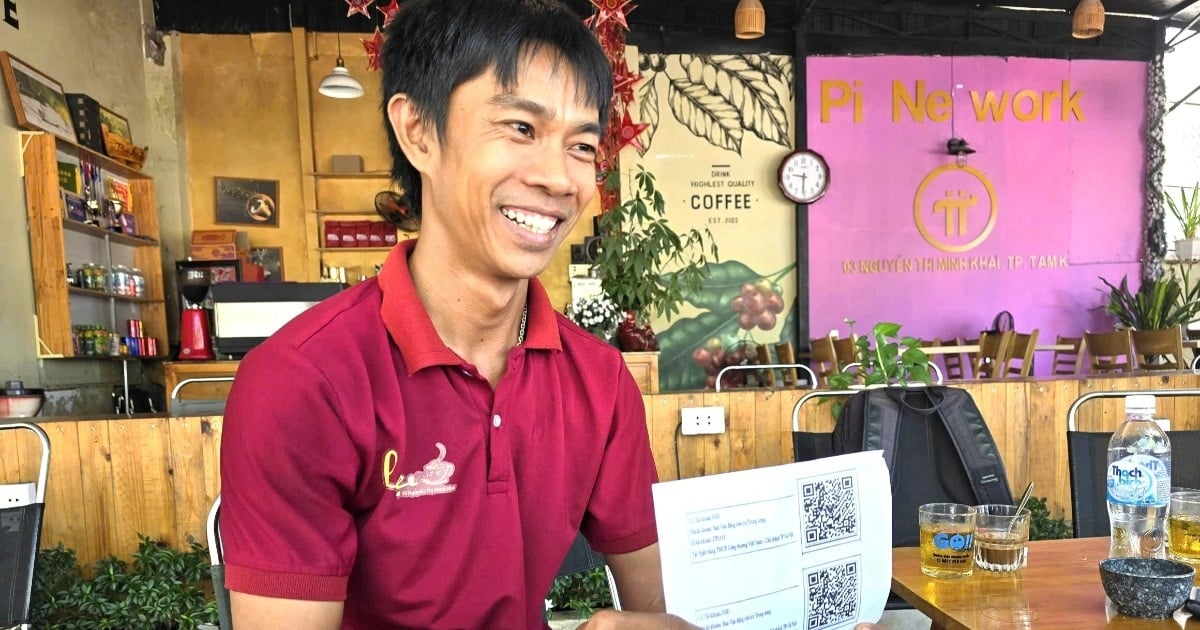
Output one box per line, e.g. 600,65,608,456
652,451,892,629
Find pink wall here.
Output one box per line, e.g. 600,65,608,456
806,56,1145,361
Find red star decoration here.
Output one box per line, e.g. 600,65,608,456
377,0,401,26
585,0,635,29
615,109,649,153
345,0,375,19
611,63,643,105
362,28,384,70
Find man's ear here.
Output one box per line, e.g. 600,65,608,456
387,94,433,170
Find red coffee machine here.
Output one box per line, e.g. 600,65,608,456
179,268,214,360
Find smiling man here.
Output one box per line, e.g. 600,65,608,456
218,0,694,628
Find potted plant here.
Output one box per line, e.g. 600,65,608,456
593,166,719,351
564,292,622,343
826,321,933,389
1099,272,1200,330
1166,183,1200,260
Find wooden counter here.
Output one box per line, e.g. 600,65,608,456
160,361,240,413
4,373,1197,568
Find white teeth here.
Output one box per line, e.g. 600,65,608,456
502,209,557,235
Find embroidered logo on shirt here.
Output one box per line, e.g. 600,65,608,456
383,442,458,498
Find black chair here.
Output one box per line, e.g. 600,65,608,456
791,389,913,611
1066,389,1200,538
0,423,51,630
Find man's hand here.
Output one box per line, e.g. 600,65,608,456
576,609,700,629
855,624,883,629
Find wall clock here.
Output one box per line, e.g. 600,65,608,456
777,149,830,204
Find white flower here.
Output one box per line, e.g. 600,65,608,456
566,292,621,340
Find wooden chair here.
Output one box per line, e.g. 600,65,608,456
1003,329,1040,377
809,336,838,387
775,341,799,387
830,335,857,368
1051,335,1086,375
1082,330,1133,373
809,335,857,387
756,343,777,387
972,331,1014,379
936,337,970,380
1130,325,1187,371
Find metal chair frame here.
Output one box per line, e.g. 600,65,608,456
715,363,818,392
1065,388,1200,539
0,423,51,630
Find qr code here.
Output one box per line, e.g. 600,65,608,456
799,472,859,550
805,558,860,630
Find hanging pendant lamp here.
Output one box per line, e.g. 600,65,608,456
1072,0,1105,39
319,31,364,99
735,0,766,40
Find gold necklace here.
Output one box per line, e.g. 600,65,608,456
517,303,528,345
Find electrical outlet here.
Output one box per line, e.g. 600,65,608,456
0,483,35,508
681,406,726,436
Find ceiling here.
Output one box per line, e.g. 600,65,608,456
154,0,1200,33
153,0,1198,59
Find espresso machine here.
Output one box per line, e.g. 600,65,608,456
178,267,214,360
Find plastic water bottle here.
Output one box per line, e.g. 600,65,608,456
1107,394,1171,558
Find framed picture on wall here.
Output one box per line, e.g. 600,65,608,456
0,51,78,143
215,177,279,227
98,105,132,144
249,246,284,282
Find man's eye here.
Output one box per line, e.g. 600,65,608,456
509,122,534,137
573,143,598,157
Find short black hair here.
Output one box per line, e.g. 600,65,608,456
379,0,612,224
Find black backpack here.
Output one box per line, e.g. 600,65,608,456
796,386,1015,547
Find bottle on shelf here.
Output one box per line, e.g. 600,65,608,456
1107,394,1172,558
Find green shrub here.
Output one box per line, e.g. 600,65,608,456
546,567,613,619
31,535,217,630
1027,496,1072,540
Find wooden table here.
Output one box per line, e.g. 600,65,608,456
892,537,1196,629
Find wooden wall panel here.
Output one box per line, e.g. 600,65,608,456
5,373,1200,568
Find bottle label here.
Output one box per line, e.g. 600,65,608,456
1107,454,1170,506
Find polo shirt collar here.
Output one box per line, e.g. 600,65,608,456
379,239,562,374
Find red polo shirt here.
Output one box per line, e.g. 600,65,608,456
220,239,659,628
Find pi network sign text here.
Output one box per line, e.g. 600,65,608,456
820,79,1084,124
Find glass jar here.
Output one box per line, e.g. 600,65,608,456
131,267,145,298
112,266,128,296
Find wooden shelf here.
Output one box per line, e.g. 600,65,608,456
317,247,393,252
23,130,150,181
55,354,167,361
68,286,163,304
310,171,392,179
22,132,168,359
62,219,159,247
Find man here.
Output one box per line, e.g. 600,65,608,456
220,1,888,628
220,0,692,627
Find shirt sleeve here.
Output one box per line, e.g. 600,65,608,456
220,341,359,601
580,360,660,554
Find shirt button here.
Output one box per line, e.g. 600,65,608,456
492,414,502,428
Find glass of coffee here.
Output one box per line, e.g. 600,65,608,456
973,504,1031,572
1168,489,1200,585
919,503,977,578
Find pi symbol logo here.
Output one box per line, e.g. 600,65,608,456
913,164,998,253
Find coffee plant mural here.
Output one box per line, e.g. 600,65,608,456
636,53,794,157
657,259,797,391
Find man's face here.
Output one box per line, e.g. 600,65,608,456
418,49,602,281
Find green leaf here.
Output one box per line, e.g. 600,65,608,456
681,259,759,311
657,310,743,391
